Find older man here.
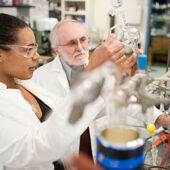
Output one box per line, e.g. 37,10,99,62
32,20,127,95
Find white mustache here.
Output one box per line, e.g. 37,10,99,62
73,51,87,58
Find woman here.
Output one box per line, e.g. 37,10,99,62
0,13,75,170
0,13,128,170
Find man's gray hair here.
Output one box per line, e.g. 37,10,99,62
50,20,87,48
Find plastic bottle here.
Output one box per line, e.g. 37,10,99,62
147,123,158,165
137,54,148,72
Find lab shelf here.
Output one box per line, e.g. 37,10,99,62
61,0,94,28
64,11,86,15
0,4,35,27
0,5,34,8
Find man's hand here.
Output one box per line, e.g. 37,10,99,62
86,34,125,72
120,49,143,76
120,53,137,76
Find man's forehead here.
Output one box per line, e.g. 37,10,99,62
58,22,86,41
59,21,83,30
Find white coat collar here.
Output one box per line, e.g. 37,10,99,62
51,56,64,73
50,56,70,93
15,78,61,110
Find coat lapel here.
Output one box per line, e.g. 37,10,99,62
51,57,70,95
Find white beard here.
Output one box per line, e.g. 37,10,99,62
58,48,89,66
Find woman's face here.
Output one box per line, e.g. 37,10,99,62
0,27,39,80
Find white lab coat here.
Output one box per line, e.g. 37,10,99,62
33,57,70,98
32,57,162,163
32,57,105,163
0,78,104,170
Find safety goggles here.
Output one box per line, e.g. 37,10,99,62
0,43,38,58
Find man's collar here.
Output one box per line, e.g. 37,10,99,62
59,56,72,80
59,56,86,85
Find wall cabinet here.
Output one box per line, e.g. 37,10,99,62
148,36,170,68
61,0,93,31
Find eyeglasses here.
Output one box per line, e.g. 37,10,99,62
0,43,38,58
57,36,88,48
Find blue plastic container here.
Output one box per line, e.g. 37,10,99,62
137,54,147,71
96,126,145,170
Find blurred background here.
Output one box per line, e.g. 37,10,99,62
0,0,169,75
